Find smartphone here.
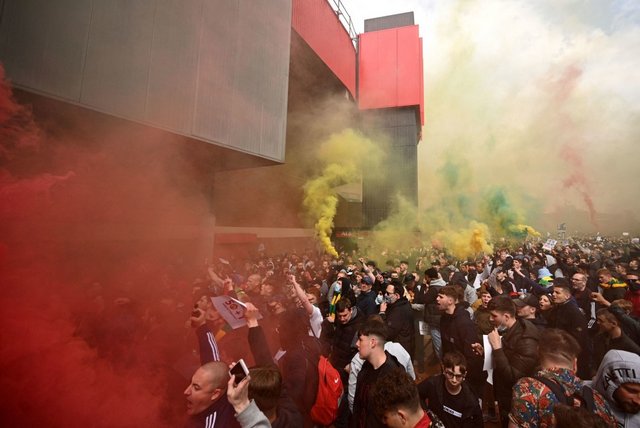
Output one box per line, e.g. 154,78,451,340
229,359,249,384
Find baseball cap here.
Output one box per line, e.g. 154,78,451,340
513,293,539,309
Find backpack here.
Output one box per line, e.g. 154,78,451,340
310,355,344,425
533,375,596,412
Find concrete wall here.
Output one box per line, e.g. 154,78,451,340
0,0,291,161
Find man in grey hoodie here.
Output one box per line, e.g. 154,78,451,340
593,349,640,428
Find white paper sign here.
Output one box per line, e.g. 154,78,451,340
211,295,261,329
542,239,557,251
483,334,495,385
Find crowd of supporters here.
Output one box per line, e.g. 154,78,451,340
74,236,640,427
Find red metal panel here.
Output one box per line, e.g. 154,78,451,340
358,25,423,124
291,0,356,96
419,37,424,125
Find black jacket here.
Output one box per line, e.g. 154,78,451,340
184,396,240,428
321,307,364,372
440,305,482,365
423,279,446,327
247,326,305,428
352,352,402,428
382,297,415,358
492,319,540,418
440,305,484,395
356,290,377,316
547,300,591,378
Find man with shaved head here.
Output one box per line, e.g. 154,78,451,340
184,361,240,428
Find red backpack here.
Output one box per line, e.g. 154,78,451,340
310,355,344,425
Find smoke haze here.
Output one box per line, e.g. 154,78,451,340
343,0,640,236
303,128,386,256
0,65,217,427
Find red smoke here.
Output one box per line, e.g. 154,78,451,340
0,64,219,427
560,143,598,226
0,67,40,158
547,64,599,228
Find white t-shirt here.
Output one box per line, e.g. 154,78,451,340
308,305,323,338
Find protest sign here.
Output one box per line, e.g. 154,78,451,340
542,239,557,251
211,295,262,329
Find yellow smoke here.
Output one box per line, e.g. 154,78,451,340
433,221,493,259
510,224,541,238
303,129,385,256
363,196,494,260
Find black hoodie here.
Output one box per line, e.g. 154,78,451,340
382,296,415,358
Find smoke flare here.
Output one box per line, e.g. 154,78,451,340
303,129,384,256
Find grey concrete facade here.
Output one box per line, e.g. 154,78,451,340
0,0,292,161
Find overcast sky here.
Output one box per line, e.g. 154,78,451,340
342,0,640,221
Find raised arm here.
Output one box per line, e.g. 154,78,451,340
191,310,221,364
290,274,314,317
244,303,274,367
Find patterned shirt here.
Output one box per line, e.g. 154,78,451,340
509,368,616,428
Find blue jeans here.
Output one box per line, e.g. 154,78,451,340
429,326,442,360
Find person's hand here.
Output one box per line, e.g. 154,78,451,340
359,257,366,264
379,301,388,313
471,342,484,356
244,302,260,327
223,277,233,291
591,292,611,307
227,373,251,415
488,328,502,350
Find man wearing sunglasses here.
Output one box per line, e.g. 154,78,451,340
417,351,483,427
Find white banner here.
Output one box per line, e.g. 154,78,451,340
542,239,557,252
211,296,262,329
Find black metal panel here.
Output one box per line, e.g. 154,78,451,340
364,12,414,32
0,0,92,100
361,106,419,228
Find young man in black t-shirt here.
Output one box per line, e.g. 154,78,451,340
417,351,483,428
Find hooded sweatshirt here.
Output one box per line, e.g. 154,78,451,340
593,349,640,428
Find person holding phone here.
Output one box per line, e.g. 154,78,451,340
226,371,271,428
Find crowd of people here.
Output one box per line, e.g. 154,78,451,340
76,236,640,427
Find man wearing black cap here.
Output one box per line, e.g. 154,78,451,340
513,293,547,330
356,276,377,316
